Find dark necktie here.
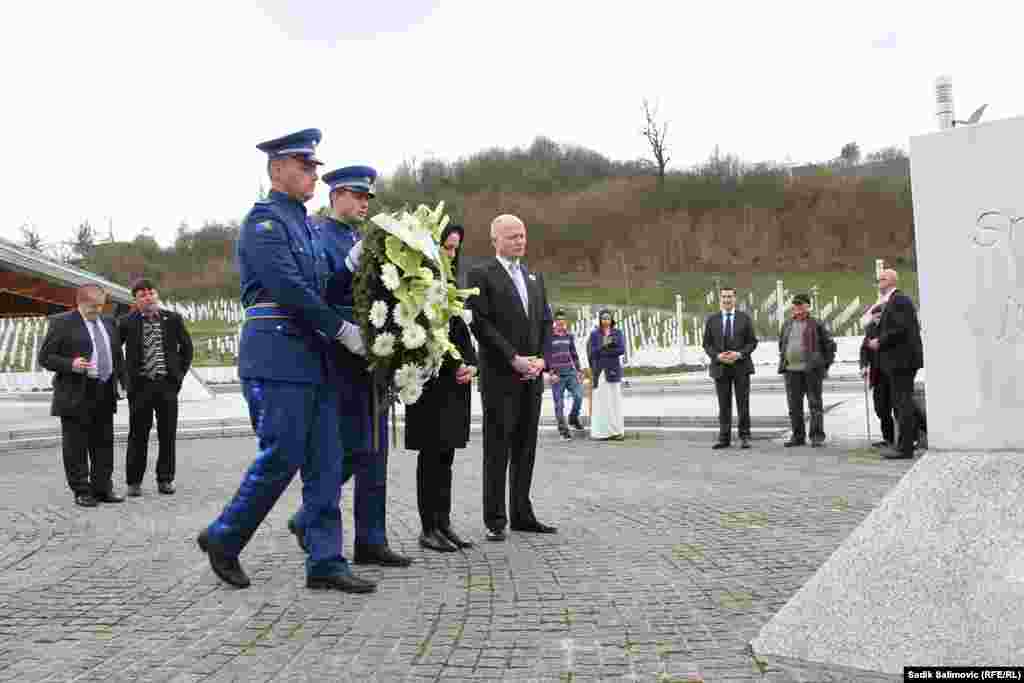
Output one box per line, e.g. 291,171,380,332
725,313,733,341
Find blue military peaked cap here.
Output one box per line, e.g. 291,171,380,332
322,165,377,198
256,128,324,164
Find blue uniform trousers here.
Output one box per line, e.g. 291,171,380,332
206,379,346,578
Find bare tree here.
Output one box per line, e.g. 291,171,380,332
641,98,671,186
19,223,45,251
840,141,861,167
68,220,97,259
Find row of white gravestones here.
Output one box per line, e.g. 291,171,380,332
163,299,244,323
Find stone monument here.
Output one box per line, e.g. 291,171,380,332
750,112,1024,678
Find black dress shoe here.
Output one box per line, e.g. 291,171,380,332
157,482,175,495
307,573,376,593
881,448,914,460
485,528,506,542
569,417,585,430
784,439,806,447
419,530,457,552
75,493,98,508
711,441,730,450
438,525,474,549
511,520,557,534
871,441,891,448
196,530,250,588
810,440,825,448
740,438,751,449
287,517,307,552
94,491,125,503
353,543,413,567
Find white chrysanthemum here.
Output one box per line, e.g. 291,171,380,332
369,300,389,329
380,263,401,291
394,300,420,328
432,326,449,344
371,332,395,357
399,382,424,405
402,323,427,349
460,309,473,325
395,362,419,389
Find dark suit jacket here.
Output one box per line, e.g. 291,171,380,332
38,311,124,417
777,316,836,374
702,310,758,378
467,257,552,396
877,290,924,373
117,309,194,393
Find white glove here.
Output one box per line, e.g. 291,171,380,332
336,320,366,356
345,240,364,272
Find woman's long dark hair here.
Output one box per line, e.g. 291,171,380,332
597,308,616,328
441,223,465,280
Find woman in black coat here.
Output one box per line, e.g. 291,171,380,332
405,224,478,552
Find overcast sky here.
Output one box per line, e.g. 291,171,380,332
3,0,1021,248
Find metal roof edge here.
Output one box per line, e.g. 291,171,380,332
0,237,134,304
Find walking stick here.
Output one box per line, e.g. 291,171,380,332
863,371,872,443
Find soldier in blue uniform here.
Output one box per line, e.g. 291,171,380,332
196,130,376,593
287,165,413,569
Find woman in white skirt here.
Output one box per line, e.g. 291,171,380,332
587,309,625,440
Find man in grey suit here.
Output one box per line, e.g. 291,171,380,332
468,214,555,541
703,286,758,449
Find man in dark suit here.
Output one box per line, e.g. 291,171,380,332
118,279,194,496
866,269,924,460
468,214,555,541
38,284,126,507
703,286,758,449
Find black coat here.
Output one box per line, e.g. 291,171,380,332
117,309,194,393
404,316,478,451
38,310,124,417
702,310,758,378
777,316,836,374
467,257,552,398
877,290,924,373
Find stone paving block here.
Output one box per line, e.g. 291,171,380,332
0,433,914,681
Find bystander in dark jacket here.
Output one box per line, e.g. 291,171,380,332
778,293,836,447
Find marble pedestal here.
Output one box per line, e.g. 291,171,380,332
752,453,1024,680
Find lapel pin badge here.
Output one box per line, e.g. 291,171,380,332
528,273,536,281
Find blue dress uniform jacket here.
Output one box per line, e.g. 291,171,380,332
291,216,389,549
205,190,348,579
237,192,346,383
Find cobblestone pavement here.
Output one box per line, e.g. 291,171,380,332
0,431,915,682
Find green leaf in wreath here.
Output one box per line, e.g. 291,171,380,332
385,234,423,275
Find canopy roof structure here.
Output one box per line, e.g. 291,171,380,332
0,237,133,317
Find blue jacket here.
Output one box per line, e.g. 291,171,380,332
588,327,625,385
236,191,343,384
315,216,384,453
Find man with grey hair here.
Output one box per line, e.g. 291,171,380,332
866,269,924,459
38,284,126,507
468,214,556,541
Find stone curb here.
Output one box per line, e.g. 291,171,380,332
0,415,790,453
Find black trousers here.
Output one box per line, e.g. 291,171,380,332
126,377,180,485
60,380,115,496
481,382,542,531
417,448,455,532
784,370,825,442
886,369,919,456
872,376,895,444
714,370,751,442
